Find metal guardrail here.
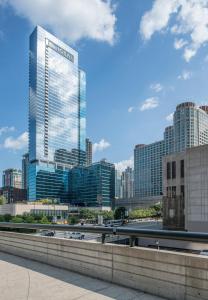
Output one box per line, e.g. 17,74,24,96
0,222,208,246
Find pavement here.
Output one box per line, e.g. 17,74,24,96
0,251,166,300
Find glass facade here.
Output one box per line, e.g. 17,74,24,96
28,26,86,201
69,161,115,207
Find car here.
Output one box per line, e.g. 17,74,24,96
40,230,55,237
69,232,85,240
200,250,208,256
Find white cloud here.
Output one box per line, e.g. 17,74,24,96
166,112,174,122
2,0,117,44
140,97,159,111
140,0,179,40
0,126,15,135
3,131,28,150
174,38,187,49
114,156,134,172
128,106,134,113
150,82,163,92
93,138,110,153
140,0,208,61
178,70,192,80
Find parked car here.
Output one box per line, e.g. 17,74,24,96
40,230,55,237
69,232,85,240
200,250,208,256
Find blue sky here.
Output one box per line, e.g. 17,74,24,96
1,0,208,176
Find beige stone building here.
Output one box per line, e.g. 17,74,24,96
163,144,208,232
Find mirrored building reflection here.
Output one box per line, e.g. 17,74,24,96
28,26,86,201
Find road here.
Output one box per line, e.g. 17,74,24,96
125,220,162,230
34,220,162,242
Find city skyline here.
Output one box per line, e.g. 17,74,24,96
1,1,208,177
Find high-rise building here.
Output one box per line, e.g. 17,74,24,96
2,169,22,189
134,142,165,199
134,102,208,201
174,102,208,152
121,167,134,199
86,138,92,166
69,160,115,208
28,26,86,201
115,169,122,199
22,153,29,191
164,126,174,155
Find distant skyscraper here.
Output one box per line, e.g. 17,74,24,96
115,169,122,199
134,142,165,199
22,153,29,190
28,26,86,201
164,126,174,155
121,167,134,199
174,102,208,152
134,101,208,201
2,169,22,189
86,138,92,166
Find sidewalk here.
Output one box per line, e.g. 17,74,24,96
0,251,166,300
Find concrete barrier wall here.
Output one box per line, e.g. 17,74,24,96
0,231,207,300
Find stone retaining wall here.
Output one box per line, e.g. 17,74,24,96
0,231,207,300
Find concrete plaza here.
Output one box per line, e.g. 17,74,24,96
0,251,165,300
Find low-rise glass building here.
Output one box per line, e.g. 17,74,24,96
69,160,115,208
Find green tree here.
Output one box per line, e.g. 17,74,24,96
24,215,35,223
79,208,96,220
114,207,126,220
68,215,79,225
4,214,12,222
40,216,50,224
100,210,114,220
0,215,5,222
11,216,23,223
0,196,6,205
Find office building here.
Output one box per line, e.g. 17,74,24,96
86,138,92,166
162,152,185,230
22,153,29,191
115,169,122,199
0,203,68,218
69,160,115,208
134,142,165,199
164,126,174,155
163,144,208,232
28,26,86,201
2,169,22,189
0,187,27,204
121,167,134,199
174,102,208,152
134,102,208,201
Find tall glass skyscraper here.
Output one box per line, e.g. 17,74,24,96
28,26,86,201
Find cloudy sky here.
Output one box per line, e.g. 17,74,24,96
1,0,208,175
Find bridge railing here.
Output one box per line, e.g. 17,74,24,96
0,222,208,246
